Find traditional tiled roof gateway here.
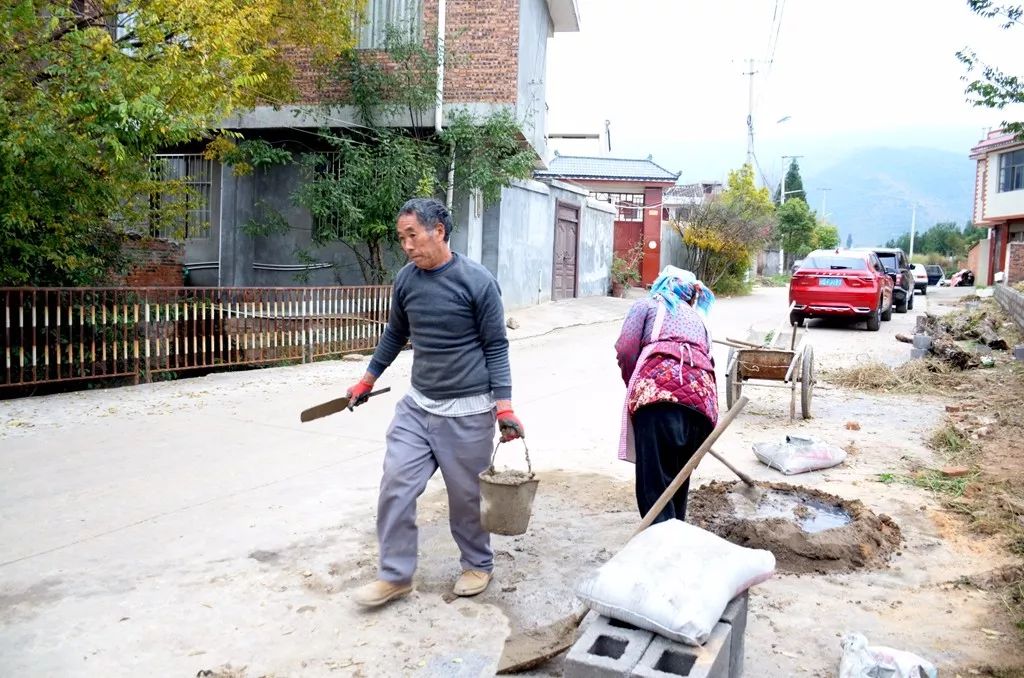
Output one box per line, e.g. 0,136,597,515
536,154,679,182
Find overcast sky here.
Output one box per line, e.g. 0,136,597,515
545,0,1024,185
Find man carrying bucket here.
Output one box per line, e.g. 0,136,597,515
347,197,525,607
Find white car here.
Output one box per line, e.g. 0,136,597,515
911,264,928,295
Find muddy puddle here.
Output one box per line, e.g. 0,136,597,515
689,480,902,574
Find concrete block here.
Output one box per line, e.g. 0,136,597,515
912,334,933,350
719,592,748,678
910,348,929,359
1013,344,1024,361
565,614,655,678
632,622,731,678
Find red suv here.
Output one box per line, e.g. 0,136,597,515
789,249,894,331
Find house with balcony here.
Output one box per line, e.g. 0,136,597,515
153,0,614,309
970,129,1024,285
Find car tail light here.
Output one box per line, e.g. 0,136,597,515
791,273,816,286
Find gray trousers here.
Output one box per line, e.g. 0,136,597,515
378,396,496,583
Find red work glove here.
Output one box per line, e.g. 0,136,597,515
346,379,374,410
497,408,525,442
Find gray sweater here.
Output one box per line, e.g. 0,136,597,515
368,254,512,400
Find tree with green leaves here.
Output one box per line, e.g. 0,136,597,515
292,131,438,284
885,222,986,258
776,198,817,261
774,158,806,205
676,164,776,290
812,222,841,251
957,1,1023,137
0,0,365,286
286,26,535,284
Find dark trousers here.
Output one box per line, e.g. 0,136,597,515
633,402,713,524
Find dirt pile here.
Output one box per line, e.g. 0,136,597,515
688,481,902,574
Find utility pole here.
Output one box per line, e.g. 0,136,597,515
820,188,831,219
909,205,917,259
744,58,757,168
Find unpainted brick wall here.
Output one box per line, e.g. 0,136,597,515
1007,242,1024,285
994,283,1024,330
113,237,185,287
283,0,520,106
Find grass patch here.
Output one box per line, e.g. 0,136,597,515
756,274,790,288
911,469,979,497
825,359,953,393
713,275,753,298
928,422,980,462
877,469,980,497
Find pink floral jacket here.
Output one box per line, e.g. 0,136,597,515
615,297,719,427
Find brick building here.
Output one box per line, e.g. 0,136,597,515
158,0,608,308
970,130,1024,285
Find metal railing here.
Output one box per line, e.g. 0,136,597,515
1,286,392,389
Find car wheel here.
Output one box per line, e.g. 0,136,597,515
908,292,914,310
790,312,805,327
895,294,908,313
881,300,893,321
866,303,881,331
921,286,927,296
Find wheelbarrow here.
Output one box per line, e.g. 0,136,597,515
722,304,815,420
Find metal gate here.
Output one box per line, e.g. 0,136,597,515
552,202,580,301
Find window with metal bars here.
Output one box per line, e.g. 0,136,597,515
998,149,1024,193
148,154,213,240
589,192,645,221
309,152,357,240
357,0,423,49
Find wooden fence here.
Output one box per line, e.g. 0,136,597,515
1,286,392,389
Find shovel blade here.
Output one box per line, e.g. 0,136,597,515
496,608,587,674
300,397,350,422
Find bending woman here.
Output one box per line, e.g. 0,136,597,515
614,266,718,523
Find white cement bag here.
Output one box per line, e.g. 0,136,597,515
838,633,938,678
753,435,847,475
575,520,775,646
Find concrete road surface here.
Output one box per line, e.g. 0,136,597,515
4,285,1006,676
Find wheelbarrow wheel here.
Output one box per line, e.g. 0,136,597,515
800,345,814,419
726,348,741,409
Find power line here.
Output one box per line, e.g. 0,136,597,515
755,0,787,111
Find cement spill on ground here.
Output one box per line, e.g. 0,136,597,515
688,480,902,574
731,488,853,534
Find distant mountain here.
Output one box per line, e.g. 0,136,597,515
803,147,974,248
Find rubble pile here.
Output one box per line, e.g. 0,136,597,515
899,306,1013,369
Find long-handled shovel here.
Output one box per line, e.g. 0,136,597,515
495,396,750,674
707,448,764,503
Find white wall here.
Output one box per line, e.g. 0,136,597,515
985,148,1024,220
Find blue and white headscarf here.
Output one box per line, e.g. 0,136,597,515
649,266,715,318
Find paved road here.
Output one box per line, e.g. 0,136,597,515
0,285,964,676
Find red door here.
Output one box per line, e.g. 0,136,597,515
614,221,643,260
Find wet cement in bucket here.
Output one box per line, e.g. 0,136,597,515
687,480,902,574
